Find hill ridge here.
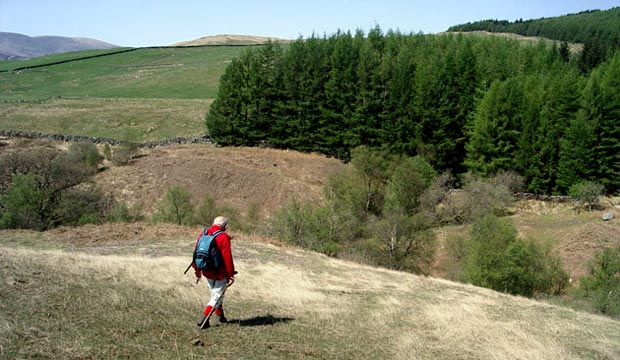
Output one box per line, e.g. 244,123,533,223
171,34,291,46
0,31,119,60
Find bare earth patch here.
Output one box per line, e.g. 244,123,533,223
95,144,344,216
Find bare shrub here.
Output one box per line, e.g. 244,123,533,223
491,170,525,194
434,176,514,225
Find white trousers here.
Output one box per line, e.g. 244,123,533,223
205,278,228,309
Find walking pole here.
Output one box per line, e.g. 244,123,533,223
183,262,193,275
198,279,234,329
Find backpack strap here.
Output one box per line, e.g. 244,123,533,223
194,229,222,252
209,230,224,276
209,230,223,245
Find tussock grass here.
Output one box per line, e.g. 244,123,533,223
0,97,211,141
1,229,619,359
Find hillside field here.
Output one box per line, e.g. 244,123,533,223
2,138,619,287
2,38,620,358
0,46,248,142
2,223,620,359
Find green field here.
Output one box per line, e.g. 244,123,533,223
0,46,250,140
0,48,134,72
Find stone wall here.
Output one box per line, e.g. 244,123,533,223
0,129,211,148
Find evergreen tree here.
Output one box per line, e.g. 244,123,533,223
383,36,419,155
320,31,359,157
270,40,311,149
206,51,255,145
579,36,607,73
351,26,387,149
251,42,285,142
556,112,596,191
464,78,523,176
514,75,545,192
559,41,570,63
585,52,620,193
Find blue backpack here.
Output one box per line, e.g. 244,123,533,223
193,229,224,271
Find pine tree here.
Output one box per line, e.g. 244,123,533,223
586,52,620,192
464,78,523,176
351,26,387,149
579,36,607,73
206,51,255,145
556,112,596,192
414,35,477,173
320,31,359,157
559,41,570,63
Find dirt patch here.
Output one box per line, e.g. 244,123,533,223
95,144,344,216
555,221,620,280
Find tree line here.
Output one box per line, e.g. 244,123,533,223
448,7,620,72
206,28,620,195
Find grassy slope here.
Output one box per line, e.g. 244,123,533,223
0,48,133,72
1,226,619,359
1,47,245,99
0,97,213,141
0,46,247,141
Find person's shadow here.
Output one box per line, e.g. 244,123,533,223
230,313,294,327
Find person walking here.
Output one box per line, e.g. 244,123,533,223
193,216,236,329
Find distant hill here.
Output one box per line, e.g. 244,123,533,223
0,32,119,60
448,7,620,47
171,34,290,46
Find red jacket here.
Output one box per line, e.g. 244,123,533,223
192,224,235,280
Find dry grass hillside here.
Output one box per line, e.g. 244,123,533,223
447,31,584,53
94,143,620,281
171,34,291,46
95,144,343,217
2,138,620,283
2,140,620,358
2,225,620,359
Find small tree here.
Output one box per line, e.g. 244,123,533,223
436,176,514,225
372,212,435,274
195,195,218,227
0,173,51,230
105,201,143,223
383,156,436,216
111,130,141,166
266,198,312,245
349,145,394,217
53,186,103,226
463,214,567,297
236,202,263,233
568,181,603,212
102,143,112,161
465,215,520,293
152,186,195,225
66,142,103,169
579,246,620,318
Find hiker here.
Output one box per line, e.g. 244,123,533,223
193,216,236,329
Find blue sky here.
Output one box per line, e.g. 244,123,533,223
1,0,619,47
